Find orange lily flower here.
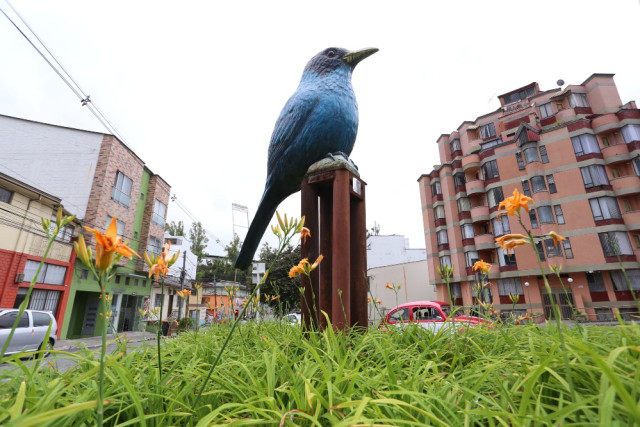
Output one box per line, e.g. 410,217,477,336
472,260,492,274
300,227,311,244
502,239,529,254
385,282,394,290
84,216,140,274
548,231,566,246
495,233,527,246
367,296,372,303
497,188,534,217
288,255,324,278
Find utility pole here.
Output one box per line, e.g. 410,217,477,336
178,251,186,320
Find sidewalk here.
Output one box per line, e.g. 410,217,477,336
56,331,157,352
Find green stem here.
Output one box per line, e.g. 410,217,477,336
157,277,165,410
193,229,297,410
520,216,577,403
97,280,107,427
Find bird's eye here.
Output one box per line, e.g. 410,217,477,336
327,50,336,58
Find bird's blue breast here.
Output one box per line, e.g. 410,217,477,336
266,65,359,187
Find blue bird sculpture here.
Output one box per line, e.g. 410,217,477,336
235,47,378,270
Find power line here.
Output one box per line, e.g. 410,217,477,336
0,1,131,148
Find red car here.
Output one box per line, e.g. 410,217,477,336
381,301,486,332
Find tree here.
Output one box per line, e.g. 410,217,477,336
258,241,302,315
165,220,185,236
189,221,209,265
197,234,250,284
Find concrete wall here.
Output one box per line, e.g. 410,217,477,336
367,260,434,324
0,115,103,220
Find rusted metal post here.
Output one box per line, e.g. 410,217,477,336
300,165,367,330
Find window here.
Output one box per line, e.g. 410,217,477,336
522,180,532,197
152,199,167,227
450,138,461,154
481,138,501,151
569,93,590,108
546,175,557,194
112,171,133,207
539,145,549,163
515,152,525,170
457,197,471,213
431,181,442,197
106,216,125,237
481,122,496,139
621,124,640,144
538,206,554,224
492,216,511,237
531,176,547,193
587,272,605,292
622,199,632,213
154,294,163,307
589,197,621,221
439,256,452,268
563,238,574,259
581,165,609,188
524,147,540,163
498,278,523,295
24,289,60,312
545,238,563,258
0,186,12,203
134,279,139,287
487,187,504,208
115,275,121,284
465,251,479,268
529,209,538,229
148,236,163,257
497,248,517,267
599,231,633,256
125,277,131,285
483,160,500,180
389,308,410,322
571,134,600,157
536,241,546,260
610,270,640,291
554,205,565,224
49,215,74,242
454,173,466,188
33,312,53,327
0,311,28,329
80,269,88,279
503,87,536,104
450,283,462,299
461,223,475,239
539,103,553,118
23,260,67,285
437,230,449,245
434,205,445,220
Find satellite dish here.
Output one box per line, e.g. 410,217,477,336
557,79,565,87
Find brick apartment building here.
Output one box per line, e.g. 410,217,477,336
418,74,640,321
0,115,170,338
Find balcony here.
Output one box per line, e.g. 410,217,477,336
474,233,495,248
465,179,485,195
611,175,640,194
622,210,640,225
470,205,489,220
602,143,629,159
462,153,481,170
592,113,619,131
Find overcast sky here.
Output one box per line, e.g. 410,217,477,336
1,0,639,257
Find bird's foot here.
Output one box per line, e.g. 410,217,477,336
326,152,358,170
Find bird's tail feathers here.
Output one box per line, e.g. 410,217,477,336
234,197,279,271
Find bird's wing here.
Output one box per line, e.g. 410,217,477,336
267,91,320,175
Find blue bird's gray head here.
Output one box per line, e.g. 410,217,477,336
304,47,378,76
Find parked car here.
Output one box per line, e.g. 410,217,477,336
0,309,57,357
283,312,302,325
381,301,486,332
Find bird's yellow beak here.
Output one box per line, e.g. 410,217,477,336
343,48,378,67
